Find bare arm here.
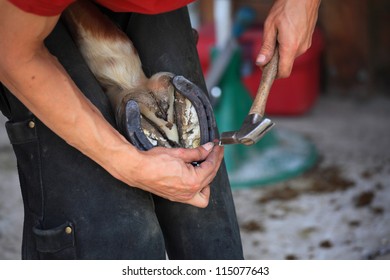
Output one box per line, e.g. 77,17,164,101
256,0,321,78
0,0,223,208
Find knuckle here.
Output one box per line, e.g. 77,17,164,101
198,200,209,209
263,18,274,31
298,40,312,56
193,148,202,160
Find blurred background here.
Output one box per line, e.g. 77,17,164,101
1,0,390,259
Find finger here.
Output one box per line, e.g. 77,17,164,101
277,43,296,78
256,21,277,66
174,142,215,163
197,144,224,185
186,186,210,208
200,185,211,198
198,185,211,206
199,143,223,168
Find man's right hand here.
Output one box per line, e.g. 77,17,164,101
256,0,321,78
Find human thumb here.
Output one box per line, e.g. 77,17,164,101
175,142,214,164
256,26,277,67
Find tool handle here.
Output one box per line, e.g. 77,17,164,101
249,49,279,116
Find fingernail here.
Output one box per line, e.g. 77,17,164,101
202,142,214,151
256,54,266,65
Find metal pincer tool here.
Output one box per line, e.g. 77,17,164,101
219,49,279,146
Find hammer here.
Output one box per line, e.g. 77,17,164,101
219,49,279,146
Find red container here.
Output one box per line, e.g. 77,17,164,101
197,24,324,115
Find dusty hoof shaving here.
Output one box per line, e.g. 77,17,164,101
64,1,215,150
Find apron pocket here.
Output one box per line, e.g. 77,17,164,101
32,221,77,259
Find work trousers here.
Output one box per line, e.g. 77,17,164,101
0,7,243,260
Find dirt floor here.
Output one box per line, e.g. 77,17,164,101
233,92,390,260
0,92,389,260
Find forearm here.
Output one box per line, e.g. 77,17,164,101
0,46,140,180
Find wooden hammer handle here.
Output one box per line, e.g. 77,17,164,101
249,49,279,116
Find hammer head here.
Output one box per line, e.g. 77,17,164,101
220,114,274,146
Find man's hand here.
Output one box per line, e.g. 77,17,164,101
256,0,321,78
112,142,223,208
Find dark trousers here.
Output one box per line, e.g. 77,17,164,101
0,7,243,260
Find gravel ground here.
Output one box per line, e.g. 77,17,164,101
1,93,389,260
